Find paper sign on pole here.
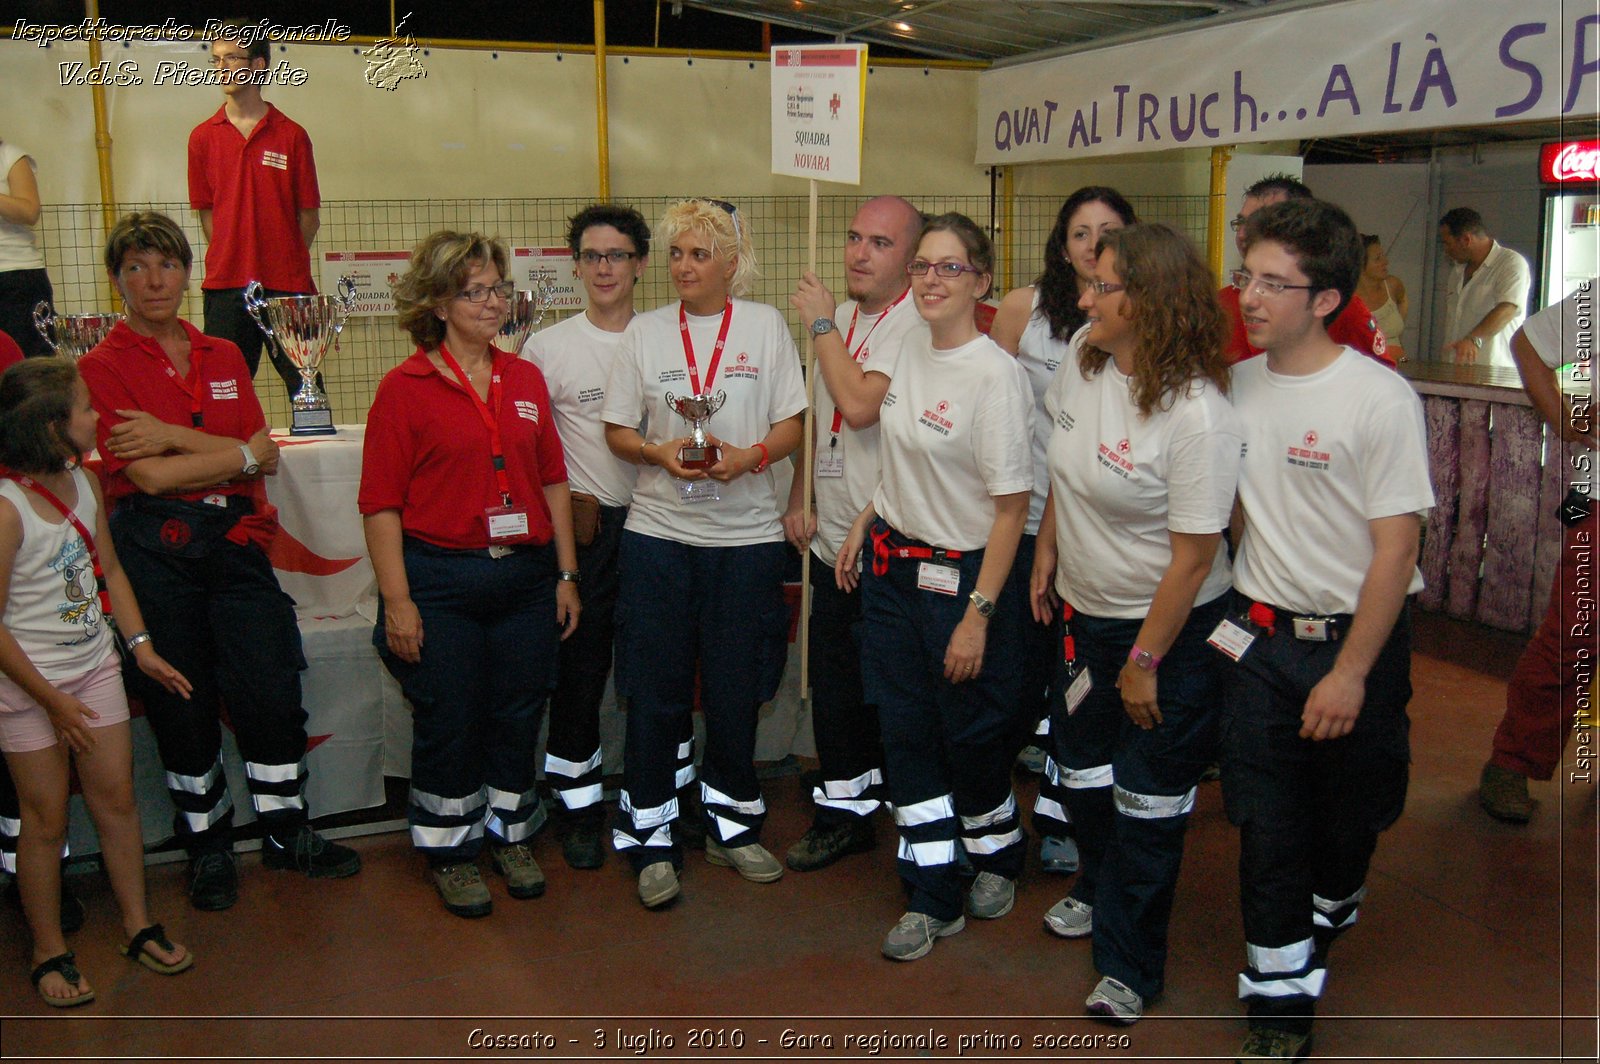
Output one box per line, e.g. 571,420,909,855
321,250,412,317
511,247,584,311
771,44,867,185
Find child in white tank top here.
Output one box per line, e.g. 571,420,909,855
0,360,195,1006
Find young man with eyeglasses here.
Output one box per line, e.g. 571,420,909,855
784,195,927,872
1221,198,1432,1062
1219,175,1391,367
187,28,320,398
519,205,649,870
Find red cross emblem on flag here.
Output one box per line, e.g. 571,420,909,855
1304,431,1319,447
829,93,842,116
936,400,949,414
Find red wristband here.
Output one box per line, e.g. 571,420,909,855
753,441,770,472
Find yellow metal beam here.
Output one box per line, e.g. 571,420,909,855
1207,145,1233,280
594,0,612,200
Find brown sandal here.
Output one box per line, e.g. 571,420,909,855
119,924,195,975
31,952,95,1007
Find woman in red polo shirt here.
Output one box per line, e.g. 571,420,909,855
360,231,580,919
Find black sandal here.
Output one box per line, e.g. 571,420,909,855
30,952,95,1008
119,923,195,975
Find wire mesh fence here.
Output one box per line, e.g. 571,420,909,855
35,192,1209,427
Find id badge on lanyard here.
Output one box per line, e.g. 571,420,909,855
438,346,530,541
1060,603,1092,714
916,559,960,595
678,479,721,505
816,435,845,479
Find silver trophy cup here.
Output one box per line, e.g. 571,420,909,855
665,390,727,469
243,277,357,436
32,302,122,362
496,281,556,355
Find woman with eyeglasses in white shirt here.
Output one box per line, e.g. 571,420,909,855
836,212,1034,961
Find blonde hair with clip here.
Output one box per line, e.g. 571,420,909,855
659,198,760,298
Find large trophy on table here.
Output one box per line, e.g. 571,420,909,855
495,280,556,355
244,277,357,436
33,302,122,362
665,390,727,469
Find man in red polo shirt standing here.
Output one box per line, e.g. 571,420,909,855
1219,175,1394,368
187,29,320,399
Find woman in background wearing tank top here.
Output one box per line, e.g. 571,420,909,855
0,138,54,360
1357,234,1408,362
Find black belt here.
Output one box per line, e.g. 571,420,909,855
1246,600,1353,643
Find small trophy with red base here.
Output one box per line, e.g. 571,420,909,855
666,390,727,470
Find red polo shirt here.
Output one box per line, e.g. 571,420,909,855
187,103,320,292
79,320,273,530
0,328,23,373
1220,287,1394,367
359,348,568,550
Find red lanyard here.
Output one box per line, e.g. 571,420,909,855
150,342,205,427
6,474,112,618
436,345,512,505
679,300,734,396
829,289,908,437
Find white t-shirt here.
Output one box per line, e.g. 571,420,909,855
873,332,1034,551
602,298,806,547
1017,297,1077,535
522,311,638,508
1524,278,1597,370
811,292,926,565
1444,240,1531,370
0,143,45,273
1232,348,1434,616
1044,357,1241,619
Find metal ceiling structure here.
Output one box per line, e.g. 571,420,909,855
681,0,1279,63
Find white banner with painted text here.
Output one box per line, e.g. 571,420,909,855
977,0,1599,164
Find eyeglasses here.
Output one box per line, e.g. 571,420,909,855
457,281,516,303
577,250,639,266
1229,215,1249,232
907,260,983,279
208,53,254,68
1231,270,1320,298
1084,280,1125,295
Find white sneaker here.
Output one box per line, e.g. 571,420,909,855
1043,895,1093,938
1085,975,1143,1024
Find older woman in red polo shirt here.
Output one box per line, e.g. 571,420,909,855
360,230,579,920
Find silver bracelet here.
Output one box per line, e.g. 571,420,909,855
124,632,153,653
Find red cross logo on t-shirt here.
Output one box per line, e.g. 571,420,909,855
936,400,949,414
737,352,749,364
1304,430,1319,447
1117,438,1131,453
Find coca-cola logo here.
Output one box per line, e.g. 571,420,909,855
1540,140,1600,184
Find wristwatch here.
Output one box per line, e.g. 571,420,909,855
1470,335,1484,349
237,442,260,476
1128,646,1161,671
810,317,837,337
969,590,996,618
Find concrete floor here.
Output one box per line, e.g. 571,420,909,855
1,610,1595,1062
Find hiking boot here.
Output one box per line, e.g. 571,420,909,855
881,911,965,961
784,818,875,872
966,871,1016,919
705,839,784,883
562,818,606,870
188,850,238,912
490,842,546,899
1236,1026,1311,1061
1043,895,1093,938
1040,834,1080,874
638,862,681,909
1479,763,1536,824
263,826,362,879
1085,975,1144,1024
431,861,492,918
